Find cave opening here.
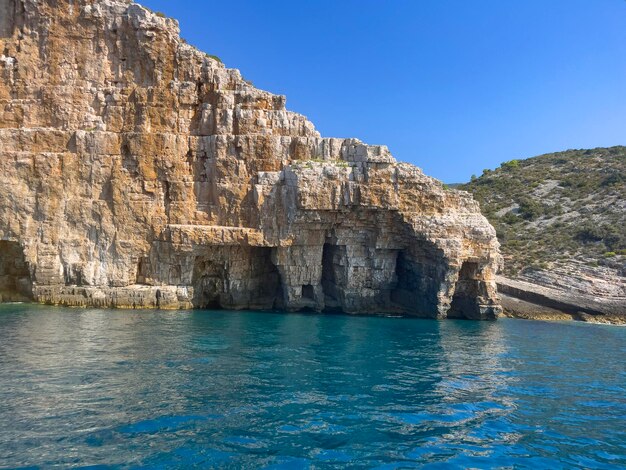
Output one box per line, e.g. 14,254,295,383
391,250,418,310
448,261,482,319
191,247,282,310
63,264,83,286
390,249,441,317
136,257,149,284
301,284,315,301
192,257,227,309
252,248,283,309
321,243,342,311
0,241,33,301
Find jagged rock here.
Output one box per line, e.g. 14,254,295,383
0,0,502,319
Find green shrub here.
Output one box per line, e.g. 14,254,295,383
575,223,625,250
602,227,625,251
601,172,624,187
501,212,520,225
575,224,605,243
518,197,544,220
543,203,563,218
501,159,520,170
206,54,222,63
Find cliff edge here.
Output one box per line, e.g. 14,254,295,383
0,0,501,319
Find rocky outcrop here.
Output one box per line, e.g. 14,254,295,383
0,0,502,319
498,266,625,323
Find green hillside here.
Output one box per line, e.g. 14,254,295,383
459,147,626,276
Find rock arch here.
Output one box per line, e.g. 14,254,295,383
448,261,495,320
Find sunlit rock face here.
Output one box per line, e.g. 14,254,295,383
0,0,502,319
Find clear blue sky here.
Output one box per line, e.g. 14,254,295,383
141,0,626,182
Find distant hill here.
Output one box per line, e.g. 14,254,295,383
459,147,626,277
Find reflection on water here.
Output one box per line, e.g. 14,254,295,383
0,304,624,468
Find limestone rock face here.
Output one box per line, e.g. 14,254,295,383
0,0,502,319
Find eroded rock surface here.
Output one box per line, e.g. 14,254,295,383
498,265,625,321
0,0,501,318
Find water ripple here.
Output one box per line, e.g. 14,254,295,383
0,306,624,468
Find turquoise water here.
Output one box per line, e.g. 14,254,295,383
0,305,624,468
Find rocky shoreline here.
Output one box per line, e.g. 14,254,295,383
1,0,622,323
498,271,625,325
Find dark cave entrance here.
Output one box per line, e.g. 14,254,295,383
390,249,442,317
321,243,342,311
191,257,227,309
391,250,419,311
63,264,84,286
448,262,482,319
191,247,282,310
301,284,315,301
136,257,149,285
0,241,33,301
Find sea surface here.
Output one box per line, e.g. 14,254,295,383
0,305,624,469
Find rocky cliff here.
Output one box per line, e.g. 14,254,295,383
0,0,501,319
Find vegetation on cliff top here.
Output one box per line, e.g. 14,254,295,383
459,147,626,276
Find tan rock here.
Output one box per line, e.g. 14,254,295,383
0,0,502,319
